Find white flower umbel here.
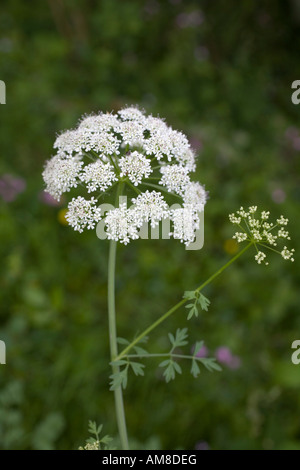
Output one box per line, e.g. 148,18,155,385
132,190,169,228
142,123,196,171
105,204,139,245
183,181,207,212
255,251,268,265
42,155,83,201
229,206,295,265
54,127,120,158
168,130,196,171
79,113,120,132
118,107,146,122
43,106,207,242
232,232,248,243
159,164,190,196
54,130,85,157
119,152,152,186
66,196,102,233
281,246,295,261
80,161,117,193
170,206,200,246
116,120,145,147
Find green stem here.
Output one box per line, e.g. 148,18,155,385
96,181,119,200
107,183,129,450
151,165,162,170
115,242,253,361
194,242,253,293
108,154,120,174
121,353,206,361
140,182,166,191
140,182,182,199
125,180,141,195
258,243,281,255
108,241,129,450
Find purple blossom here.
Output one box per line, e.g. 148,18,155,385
195,344,208,358
285,127,300,150
215,346,241,370
189,136,203,152
0,174,26,202
285,126,299,140
195,441,210,450
144,0,160,16
271,188,286,204
292,137,300,150
194,46,209,62
176,11,204,29
39,190,62,207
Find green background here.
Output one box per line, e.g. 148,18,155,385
0,0,300,450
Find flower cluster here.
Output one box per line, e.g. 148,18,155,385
78,441,100,450
229,206,295,265
159,164,190,196
65,196,102,233
193,344,241,369
42,156,83,201
119,151,152,186
80,161,117,193
171,206,200,245
105,203,140,245
42,106,207,245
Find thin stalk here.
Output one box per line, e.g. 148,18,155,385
258,243,281,255
140,182,182,199
107,183,129,450
140,182,167,191
125,180,141,195
194,242,253,293
96,180,119,200
114,242,253,362
108,154,119,174
122,353,203,360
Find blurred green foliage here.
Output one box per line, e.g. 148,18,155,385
0,0,300,450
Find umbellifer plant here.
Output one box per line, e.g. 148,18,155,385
42,106,294,450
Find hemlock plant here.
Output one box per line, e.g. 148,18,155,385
42,106,294,450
